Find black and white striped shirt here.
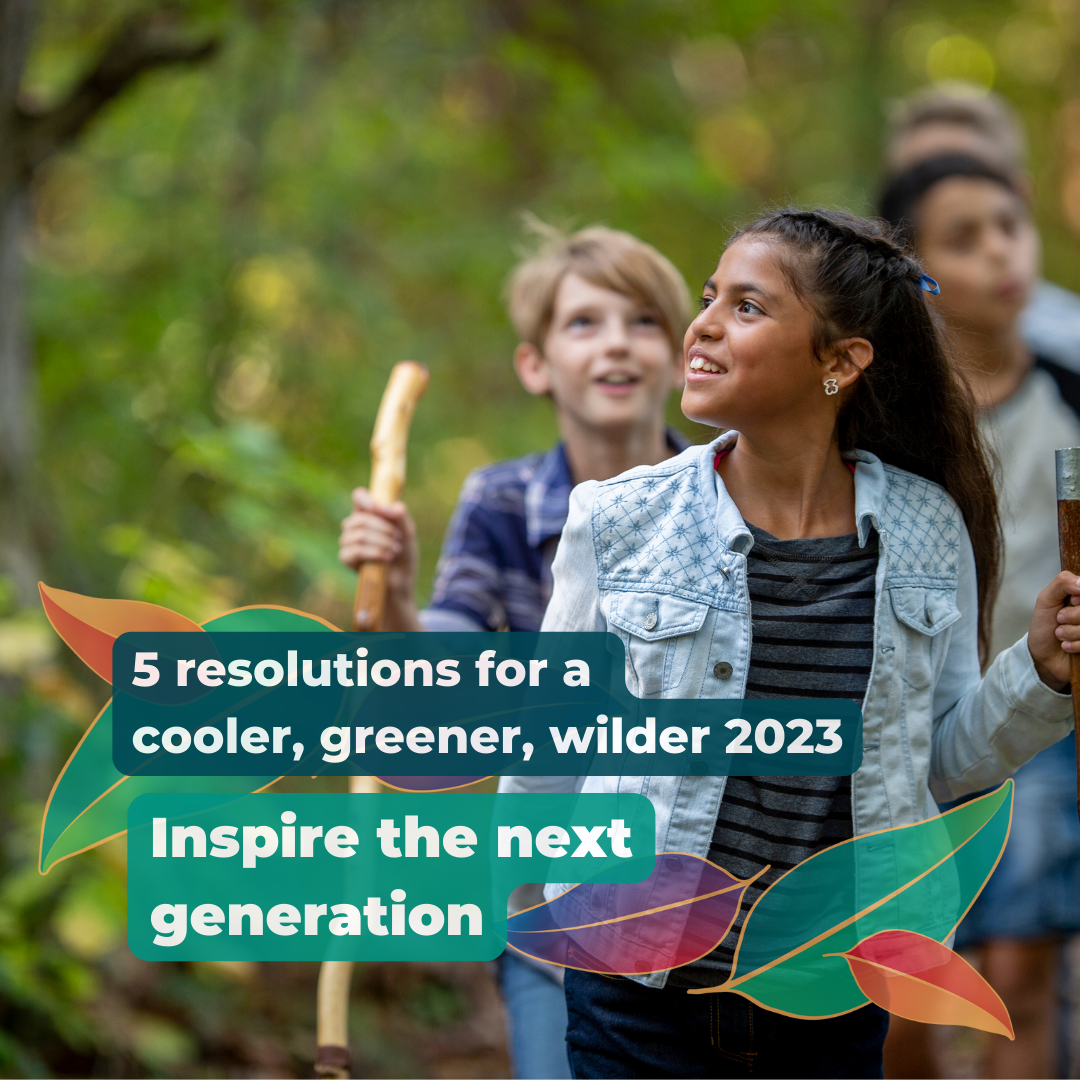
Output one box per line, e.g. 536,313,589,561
671,522,878,987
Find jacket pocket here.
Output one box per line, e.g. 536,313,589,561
889,586,960,690
607,592,710,697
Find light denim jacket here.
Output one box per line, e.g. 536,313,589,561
499,432,1073,988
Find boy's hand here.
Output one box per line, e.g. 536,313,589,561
1027,571,1080,690
339,488,422,630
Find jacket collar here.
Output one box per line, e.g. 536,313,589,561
848,448,887,548
704,432,886,552
704,432,752,555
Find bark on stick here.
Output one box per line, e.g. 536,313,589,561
1057,447,1080,824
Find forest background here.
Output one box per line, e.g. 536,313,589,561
1,0,1079,1076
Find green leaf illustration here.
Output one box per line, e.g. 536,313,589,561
689,781,1013,1017
40,605,336,873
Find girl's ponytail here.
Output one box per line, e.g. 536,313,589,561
735,209,1001,665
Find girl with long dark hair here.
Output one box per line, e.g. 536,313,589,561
501,208,1080,1078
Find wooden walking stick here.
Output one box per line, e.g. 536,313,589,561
315,361,429,1080
353,361,431,632
1057,447,1080,824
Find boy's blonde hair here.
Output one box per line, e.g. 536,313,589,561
506,222,691,355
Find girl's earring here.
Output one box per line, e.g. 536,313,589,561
824,378,839,396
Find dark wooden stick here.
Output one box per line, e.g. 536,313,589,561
1056,447,1080,824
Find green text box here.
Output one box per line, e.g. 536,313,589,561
128,792,654,961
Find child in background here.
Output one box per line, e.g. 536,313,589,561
339,224,692,1079
501,208,1079,1079
884,85,1080,375
881,155,1080,1079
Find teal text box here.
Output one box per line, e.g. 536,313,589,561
113,632,862,779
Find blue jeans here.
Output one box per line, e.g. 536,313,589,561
951,734,1080,946
564,969,888,1079
498,952,572,1079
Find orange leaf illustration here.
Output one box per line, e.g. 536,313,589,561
835,929,1013,1038
38,582,203,685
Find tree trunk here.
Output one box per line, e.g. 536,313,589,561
0,184,38,605
0,0,217,606
0,0,40,605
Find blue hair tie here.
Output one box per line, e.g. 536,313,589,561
920,273,940,295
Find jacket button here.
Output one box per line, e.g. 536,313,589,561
713,661,733,680
643,612,658,630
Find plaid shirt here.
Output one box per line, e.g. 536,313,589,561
420,429,693,632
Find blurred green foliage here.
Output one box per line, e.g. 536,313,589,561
2,0,1079,1074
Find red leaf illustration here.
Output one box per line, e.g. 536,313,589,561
836,929,1013,1038
507,854,763,976
39,582,203,685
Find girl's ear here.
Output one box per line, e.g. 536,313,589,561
824,337,873,392
514,342,552,397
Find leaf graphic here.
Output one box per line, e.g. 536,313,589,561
506,854,763,975
39,582,203,684
832,929,1012,1038
39,600,336,873
689,781,1013,1018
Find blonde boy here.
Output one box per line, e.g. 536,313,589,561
337,225,691,1080
339,225,691,633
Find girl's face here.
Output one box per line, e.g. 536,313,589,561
681,238,834,431
915,177,1038,336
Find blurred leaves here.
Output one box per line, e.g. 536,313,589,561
4,0,1080,1075
26,0,1080,636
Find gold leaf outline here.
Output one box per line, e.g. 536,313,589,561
687,781,1013,1018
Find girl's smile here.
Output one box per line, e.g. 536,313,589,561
686,345,726,376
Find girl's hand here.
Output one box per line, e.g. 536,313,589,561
1027,571,1080,690
339,488,421,626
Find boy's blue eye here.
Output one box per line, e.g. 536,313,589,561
737,299,763,315
698,295,714,311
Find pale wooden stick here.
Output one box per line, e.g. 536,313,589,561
315,774,382,1078
315,363,428,1079
353,361,430,631
314,962,353,1078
